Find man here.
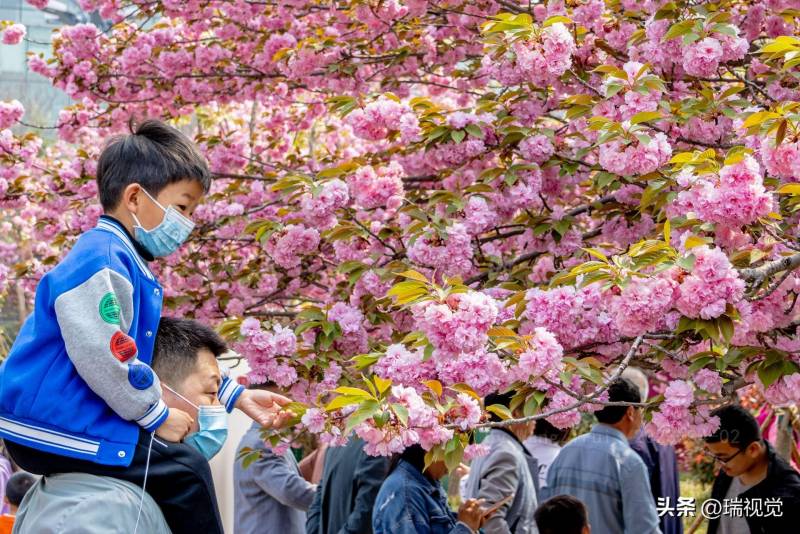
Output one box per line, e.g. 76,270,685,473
234,381,317,534
704,404,800,534
464,391,539,534
623,367,682,534
534,495,590,534
14,317,240,533
523,418,570,491
544,378,660,534
0,472,35,534
306,436,390,534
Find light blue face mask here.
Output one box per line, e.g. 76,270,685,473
131,188,195,257
163,384,228,460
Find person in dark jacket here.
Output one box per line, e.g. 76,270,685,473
372,444,487,534
704,404,800,534
623,367,683,534
306,437,389,534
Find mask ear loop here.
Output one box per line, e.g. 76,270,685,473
163,383,200,410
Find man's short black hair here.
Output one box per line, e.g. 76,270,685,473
5,472,36,507
96,119,211,211
152,317,227,387
594,377,641,424
534,495,588,534
533,418,571,443
705,404,761,450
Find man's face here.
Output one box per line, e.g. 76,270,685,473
705,440,760,477
163,348,221,433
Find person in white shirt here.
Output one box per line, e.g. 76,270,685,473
523,419,571,490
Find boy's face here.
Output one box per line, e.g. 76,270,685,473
163,348,222,433
127,179,204,232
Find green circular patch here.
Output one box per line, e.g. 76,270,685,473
99,292,121,325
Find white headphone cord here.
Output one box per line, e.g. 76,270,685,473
133,431,155,534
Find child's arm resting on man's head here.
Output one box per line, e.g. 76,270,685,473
54,267,172,432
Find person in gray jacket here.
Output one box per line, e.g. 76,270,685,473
464,391,539,534
234,384,317,534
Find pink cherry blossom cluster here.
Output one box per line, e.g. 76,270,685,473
483,23,575,87
524,284,617,350
238,317,299,387
406,223,474,277
598,132,672,176
612,276,678,337
413,291,498,359
674,246,744,320
674,155,773,228
1,23,25,45
517,134,554,164
346,97,421,143
300,179,350,230
512,327,564,382
327,302,369,356
346,162,405,210
646,380,719,445
0,100,24,130
264,224,321,270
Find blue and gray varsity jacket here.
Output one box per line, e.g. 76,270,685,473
0,216,243,466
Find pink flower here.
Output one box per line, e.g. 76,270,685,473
613,276,677,337
265,224,320,270
664,380,693,407
300,179,349,229
545,391,581,429
2,24,25,45
301,408,326,433
373,344,437,391
694,369,722,395
327,302,364,334
518,134,554,164
683,38,723,78
464,443,491,460
599,132,672,176
240,317,262,337
347,162,404,210
675,246,744,320
0,100,24,130
407,223,474,277
346,97,420,143
448,393,482,431
515,327,564,381
413,291,498,359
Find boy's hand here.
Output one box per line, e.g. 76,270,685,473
155,408,194,442
236,390,295,428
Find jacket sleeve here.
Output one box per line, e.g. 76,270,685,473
306,482,322,534
620,456,661,534
339,452,389,534
54,267,168,431
474,450,518,534
248,449,316,510
217,365,244,412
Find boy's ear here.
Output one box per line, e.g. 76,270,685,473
121,183,143,215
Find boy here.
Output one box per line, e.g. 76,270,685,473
0,119,290,533
533,495,590,534
0,472,35,534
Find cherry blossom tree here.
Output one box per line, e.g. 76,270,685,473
3,0,800,467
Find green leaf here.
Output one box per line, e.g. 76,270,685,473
486,404,513,420
543,15,571,27
451,130,466,144
325,395,365,411
333,386,373,398
630,111,662,125
345,400,380,433
717,316,735,344
392,403,409,426
465,123,483,138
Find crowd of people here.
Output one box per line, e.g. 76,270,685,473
0,120,797,533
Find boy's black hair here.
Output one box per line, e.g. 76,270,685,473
594,378,641,424
152,317,227,387
5,472,36,507
534,495,588,534
705,404,761,450
96,119,211,211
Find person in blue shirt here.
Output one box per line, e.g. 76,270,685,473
0,119,291,534
543,378,661,534
372,444,488,534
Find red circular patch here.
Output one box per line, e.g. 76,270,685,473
110,331,137,363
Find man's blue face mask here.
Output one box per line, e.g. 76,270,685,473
163,384,228,460
131,187,195,257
